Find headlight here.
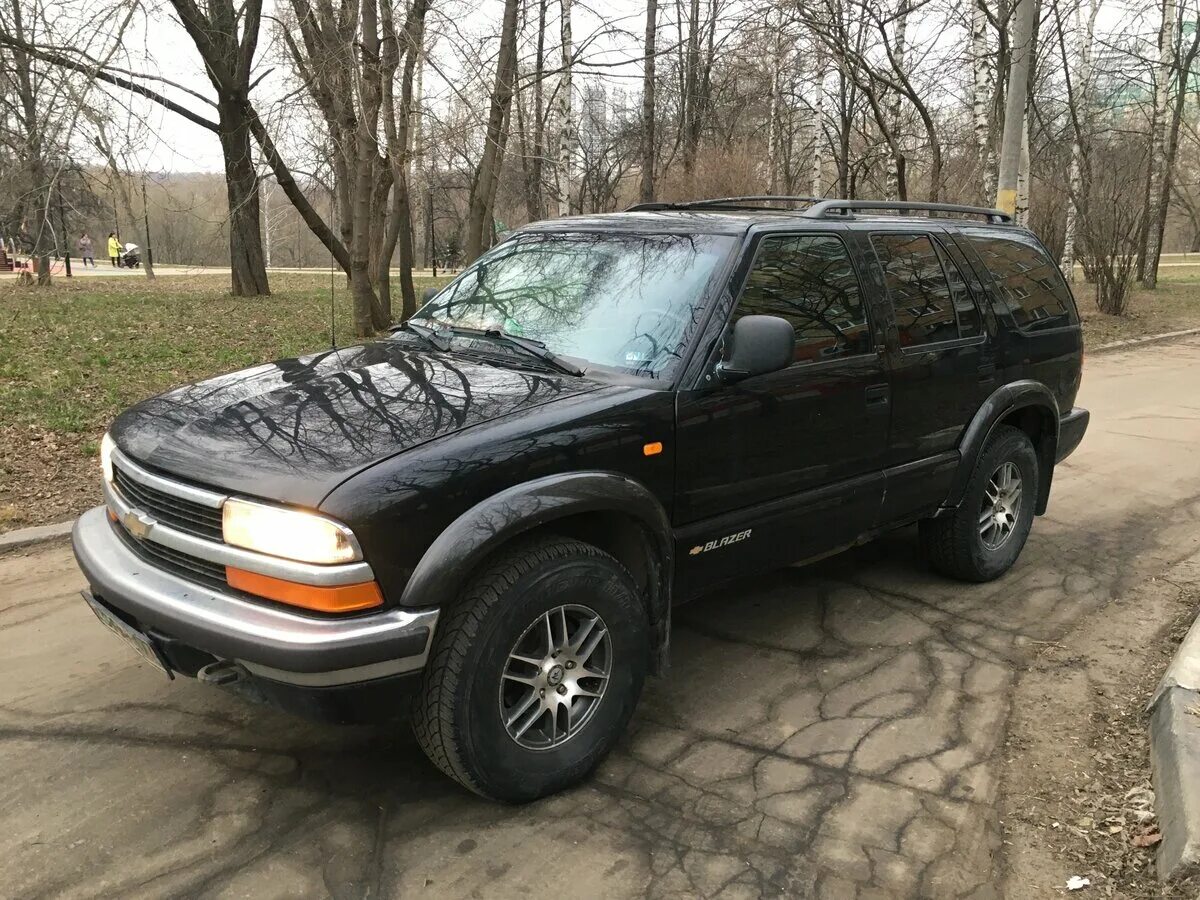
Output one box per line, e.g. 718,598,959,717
222,499,361,564
100,433,115,483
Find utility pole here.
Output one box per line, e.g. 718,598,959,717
995,0,1037,216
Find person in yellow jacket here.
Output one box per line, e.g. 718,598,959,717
107,232,121,267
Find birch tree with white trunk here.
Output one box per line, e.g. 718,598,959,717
971,0,995,201
1060,0,1097,280
811,39,827,197
557,0,574,216
885,0,909,201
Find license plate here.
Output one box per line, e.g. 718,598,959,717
82,592,173,679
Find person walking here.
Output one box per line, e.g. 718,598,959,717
107,232,121,267
77,232,95,267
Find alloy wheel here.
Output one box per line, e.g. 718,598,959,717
979,460,1023,551
498,604,611,751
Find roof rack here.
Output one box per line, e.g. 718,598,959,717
804,199,1011,224
626,195,822,212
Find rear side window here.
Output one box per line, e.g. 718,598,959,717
735,234,871,363
962,231,1077,330
870,233,981,348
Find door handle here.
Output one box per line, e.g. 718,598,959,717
865,384,890,410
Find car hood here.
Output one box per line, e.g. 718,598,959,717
110,340,602,507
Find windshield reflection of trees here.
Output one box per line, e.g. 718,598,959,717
133,343,569,476
416,232,730,378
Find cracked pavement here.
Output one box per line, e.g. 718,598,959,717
3,338,1200,899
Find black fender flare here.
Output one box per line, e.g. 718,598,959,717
399,471,674,669
948,380,1060,514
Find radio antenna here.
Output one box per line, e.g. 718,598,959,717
328,173,338,351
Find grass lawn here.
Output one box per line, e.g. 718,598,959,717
1,266,1198,533
1076,265,1200,346
0,272,447,531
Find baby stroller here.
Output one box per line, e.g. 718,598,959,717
122,243,141,268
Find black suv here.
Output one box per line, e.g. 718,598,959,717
73,198,1088,801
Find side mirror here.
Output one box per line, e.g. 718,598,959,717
421,286,439,304
718,315,795,382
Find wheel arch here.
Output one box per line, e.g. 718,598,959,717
949,381,1060,515
399,472,675,673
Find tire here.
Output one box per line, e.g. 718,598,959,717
411,534,649,802
919,425,1039,582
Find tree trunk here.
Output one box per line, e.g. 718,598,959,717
885,0,909,201
557,0,574,215
1144,0,1196,288
217,99,270,296
1060,0,1096,280
972,0,996,202
811,40,826,197
640,0,657,203
465,0,520,261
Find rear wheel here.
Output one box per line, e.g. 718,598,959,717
411,535,648,801
920,425,1039,582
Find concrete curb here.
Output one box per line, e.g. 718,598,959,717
1150,573,1200,884
1091,327,1200,355
0,519,73,553
1149,683,1200,883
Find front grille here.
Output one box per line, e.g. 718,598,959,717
113,464,224,541
112,517,229,592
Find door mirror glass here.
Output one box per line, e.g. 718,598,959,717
720,315,795,381
421,286,440,305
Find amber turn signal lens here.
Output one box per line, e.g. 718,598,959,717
225,567,384,613
643,441,663,456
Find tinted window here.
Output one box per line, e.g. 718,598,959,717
961,231,1076,330
933,240,982,338
735,234,870,363
871,233,963,347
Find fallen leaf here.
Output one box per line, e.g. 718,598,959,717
1131,829,1162,848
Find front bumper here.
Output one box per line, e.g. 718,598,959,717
1056,406,1090,463
72,506,438,687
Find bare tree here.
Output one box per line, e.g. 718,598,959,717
557,0,575,215
88,113,155,278
465,0,520,262
640,0,658,203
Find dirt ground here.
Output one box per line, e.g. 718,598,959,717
1002,571,1200,899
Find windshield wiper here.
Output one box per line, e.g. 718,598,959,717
442,325,584,376
481,329,585,377
392,319,452,352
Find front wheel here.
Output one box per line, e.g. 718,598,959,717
411,535,648,801
920,425,1039,582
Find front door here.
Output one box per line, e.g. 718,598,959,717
673,232,891,598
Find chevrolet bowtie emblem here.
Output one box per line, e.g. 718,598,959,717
122,509,156,540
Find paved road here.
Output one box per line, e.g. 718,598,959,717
3,339,1200,899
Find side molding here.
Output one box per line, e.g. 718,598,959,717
948,381,1060,514
399,471,675,667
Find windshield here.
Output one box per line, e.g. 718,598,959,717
412,231,735,378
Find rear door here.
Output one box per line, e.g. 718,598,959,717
857,227,996,523
673,230,890,596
